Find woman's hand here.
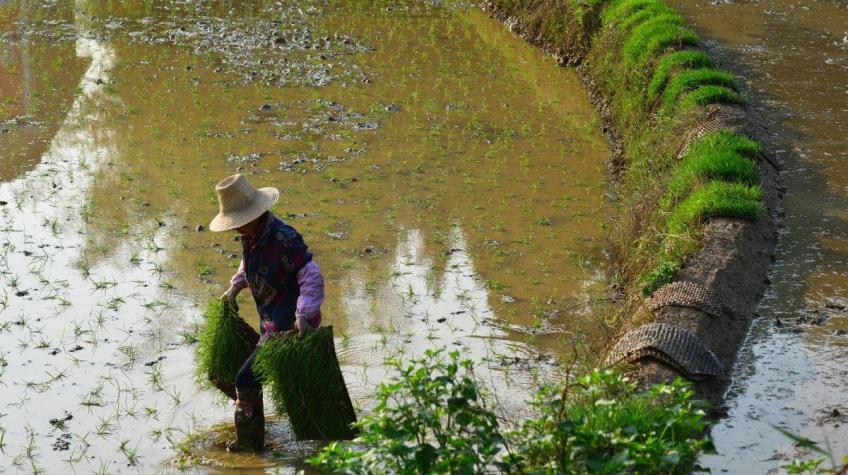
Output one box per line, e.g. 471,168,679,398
221,285,241,300
220,285,241,311
294,314,315,336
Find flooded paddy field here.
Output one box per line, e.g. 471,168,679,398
668,0,848,471
0,0,612,472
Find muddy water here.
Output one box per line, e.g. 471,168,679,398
667,0,848,471
0,0,611,472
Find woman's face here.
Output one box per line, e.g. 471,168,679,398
235,214,263,236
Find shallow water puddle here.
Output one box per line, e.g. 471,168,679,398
1,0,611,472
669,0,848,471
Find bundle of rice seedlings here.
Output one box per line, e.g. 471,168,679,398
254,326,357,441
196,299,259,400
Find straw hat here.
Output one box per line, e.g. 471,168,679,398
209,174,279,232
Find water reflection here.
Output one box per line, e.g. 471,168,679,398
0,1,89,181
338,227,556,417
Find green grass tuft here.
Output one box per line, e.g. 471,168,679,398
602,0,666,26
196,300,257,397
617,4,677,32
687,130,762,157
648,51,714,100
623,16,698,68
667,181,763,235
664,132,761,204
666,150,758,203
254,326,357,441
661,68,737,106
676,84,743,111
640,260,680,295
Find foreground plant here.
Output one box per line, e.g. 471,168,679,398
310,348,502,474
504,369,712,473
776,426,848,475
308,348,711,474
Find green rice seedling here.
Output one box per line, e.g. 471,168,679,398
664,131,762,204
691,130,763,157
147,363,163,391
168,387,182,406
648,51,714,100
178,327,199,345
661,68,737,106
665,151,758,204
254,326,357,440
35,336,51,349
118,439,139,466
107,296,125,311
92,279,117,291
119,344,138,368
76,259,91,279
602,0,659,25
195,300,258,400
667,181,763,236
676,85,743,111
24,424,36,459
195,258,212,278
80,383,105,408
623,16,699,69
94,459,110,475
617,4,677,32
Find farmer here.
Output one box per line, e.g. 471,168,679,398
209,173,324,451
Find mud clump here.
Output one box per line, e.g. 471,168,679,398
51,433,73,451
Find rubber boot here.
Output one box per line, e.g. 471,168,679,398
232,387,265,452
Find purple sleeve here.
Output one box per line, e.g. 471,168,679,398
230,259,248,289
296,260,324,319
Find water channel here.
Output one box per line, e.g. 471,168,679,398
0,1,612,472
668,0,848,471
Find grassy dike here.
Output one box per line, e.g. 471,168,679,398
486,0,768,309
484,0,785,409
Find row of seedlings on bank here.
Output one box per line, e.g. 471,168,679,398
488,0,766,304
588,0,765,296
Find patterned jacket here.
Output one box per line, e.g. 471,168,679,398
230,212,324,334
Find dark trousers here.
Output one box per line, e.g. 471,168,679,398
235,345,263,389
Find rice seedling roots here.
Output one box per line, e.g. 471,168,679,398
484,0,782,404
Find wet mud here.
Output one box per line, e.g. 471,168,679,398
0,0,613,472
666,0,848,471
